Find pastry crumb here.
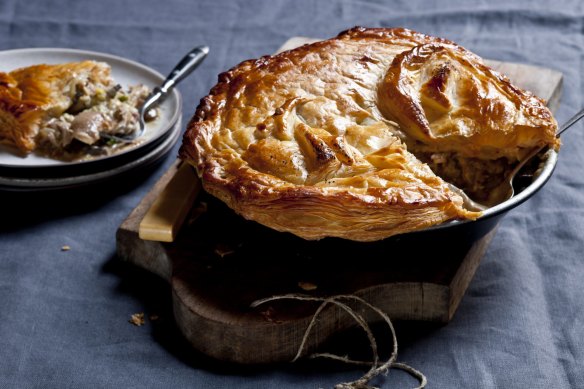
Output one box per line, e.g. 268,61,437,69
129,312,145,326
298,281,318,291
61,245,71,251
214,244,235,258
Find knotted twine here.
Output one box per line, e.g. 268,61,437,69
251,294,427,389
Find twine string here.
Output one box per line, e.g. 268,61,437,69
251,294,427,389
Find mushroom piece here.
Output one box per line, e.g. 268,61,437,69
71,111,105,145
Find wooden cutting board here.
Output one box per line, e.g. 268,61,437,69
116,37,562,364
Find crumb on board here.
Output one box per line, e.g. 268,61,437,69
298,281,318,291
61,245,71,251
129,312,145,326
214,244,235,258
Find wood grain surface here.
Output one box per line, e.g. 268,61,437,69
116,37,563,364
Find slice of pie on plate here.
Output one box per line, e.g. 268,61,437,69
0,61,150,160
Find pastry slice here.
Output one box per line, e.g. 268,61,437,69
0,61,150,159
378,42,560,202
180,27,558,241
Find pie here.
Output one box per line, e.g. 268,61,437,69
0,61,151,160
180,27,559,241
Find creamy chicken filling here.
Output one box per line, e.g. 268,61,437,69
37,82,151,160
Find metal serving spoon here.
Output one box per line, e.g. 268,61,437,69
102,45,209,143
456,107,584,211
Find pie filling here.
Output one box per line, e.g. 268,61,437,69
412,149,514,204
37,83,153,161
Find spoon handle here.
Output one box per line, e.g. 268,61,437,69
142,46,210,112
160,45,210,93
559,107,584,136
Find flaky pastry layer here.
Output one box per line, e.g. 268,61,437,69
180,27,558,241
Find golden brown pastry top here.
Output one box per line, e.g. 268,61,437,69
378,42,558,159
0,61,112,153
180,27,558,241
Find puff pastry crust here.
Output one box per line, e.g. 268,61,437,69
0,61,112,153
180,27,559,241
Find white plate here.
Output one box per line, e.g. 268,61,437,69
0,48,181,168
